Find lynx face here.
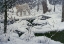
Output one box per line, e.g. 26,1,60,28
16,3,30,16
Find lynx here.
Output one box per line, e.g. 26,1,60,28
16,3,30,16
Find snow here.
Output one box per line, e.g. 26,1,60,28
7,20,28,32
33,19,47,24
0,0,64,44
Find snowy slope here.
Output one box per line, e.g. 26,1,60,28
0,1,63,44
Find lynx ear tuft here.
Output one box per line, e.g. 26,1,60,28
16,5,19,9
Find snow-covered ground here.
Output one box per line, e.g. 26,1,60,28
0,1,63,44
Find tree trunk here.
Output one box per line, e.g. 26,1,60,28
54,5,55,12
37,3,39,12
62,0,64,22
37,1,39,12
42,0,48,14
4,0,7,33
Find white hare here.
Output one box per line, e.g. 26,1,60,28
16,3,30,16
